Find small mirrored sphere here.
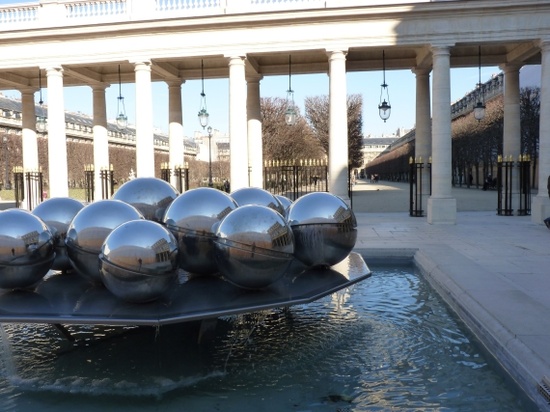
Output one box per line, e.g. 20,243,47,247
65,200,144,283
0,209,55,289
214,205,294,289
287,192,357,268
32,197,84,271
113,177,179,222
275,194,293,218
99,219,179,303
163,187,238,275
230,187,285,216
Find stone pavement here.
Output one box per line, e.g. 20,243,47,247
350,179,550,410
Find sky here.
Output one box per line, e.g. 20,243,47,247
0,1,541,139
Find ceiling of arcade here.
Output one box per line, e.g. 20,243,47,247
0,42,541,92
0,0,544,91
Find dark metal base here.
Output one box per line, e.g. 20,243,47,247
0,252,371,327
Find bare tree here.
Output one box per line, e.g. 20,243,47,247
261,96,324,162
347,94,364,170
304,95,329,153
304,94,364,169
520,86,540,187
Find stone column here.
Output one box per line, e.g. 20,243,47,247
21,89,39,172
413,67,432,206
327,49,349,201
92,85,109,200
532,40,550,224
168,80,184,190
247,74,263,188
45,66,69,198
133,60,155,177
228,55,248,191
501,64,522,214
427,46,456,224
20,88,39,209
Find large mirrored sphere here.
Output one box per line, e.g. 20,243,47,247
214,205,294,289
113,177,178,222
287,192,357,268
99,219,179,303
0,209,55,289
230,187,285,216
65,200,144,283
163,187,238,275
32,197,84,271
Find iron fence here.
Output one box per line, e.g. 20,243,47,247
161,163,189,193
409,157,428,217
13,167,44,210
264,159,328,200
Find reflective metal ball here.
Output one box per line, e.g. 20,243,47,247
214,205,294,289
65,200,144,283
0,209,55,289
32,197,84,271
113,177,179,222
99,219,179,303
287,192,357,268
230,187,285,216
163,187,238,275
275,194,293,218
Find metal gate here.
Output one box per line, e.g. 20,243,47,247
161,163,189,193
14,167,44,210
496,154,531,216
264,159,328,200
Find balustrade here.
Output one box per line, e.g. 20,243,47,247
0,0,435,30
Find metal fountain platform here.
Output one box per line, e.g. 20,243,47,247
0,252,371,329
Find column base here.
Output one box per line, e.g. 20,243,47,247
427,197,457,225
531,195,550,224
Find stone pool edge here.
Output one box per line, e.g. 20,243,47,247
356,246,548,412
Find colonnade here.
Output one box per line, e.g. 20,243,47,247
16,43,550,225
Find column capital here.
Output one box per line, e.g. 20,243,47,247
43,66,64,76
132,60,152,71
225,54,246,61
245,74,263,83
538,39,550,53
166,79,184,88
430,44,452,56
19,86,39,95
412,67,431,77
326,49,348,60
499,63,522,74
91,83,108,92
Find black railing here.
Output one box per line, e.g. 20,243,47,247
497,156,514,216
13,168,44,210
409,157,426,217
264,159,328,200
518,155,531,216
160,163,189,193
100,167,115,199
84,165,94,203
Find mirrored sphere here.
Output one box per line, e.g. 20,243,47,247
214,205,294,289
275,194,293,218
32,197,84,271
0,209,55,289
65,200,144,283
113,177,179,222
287,192,357,268
163,187,238,275
230,187,285,216
99,219,179,303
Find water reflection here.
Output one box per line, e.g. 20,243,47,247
0,265,534,411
